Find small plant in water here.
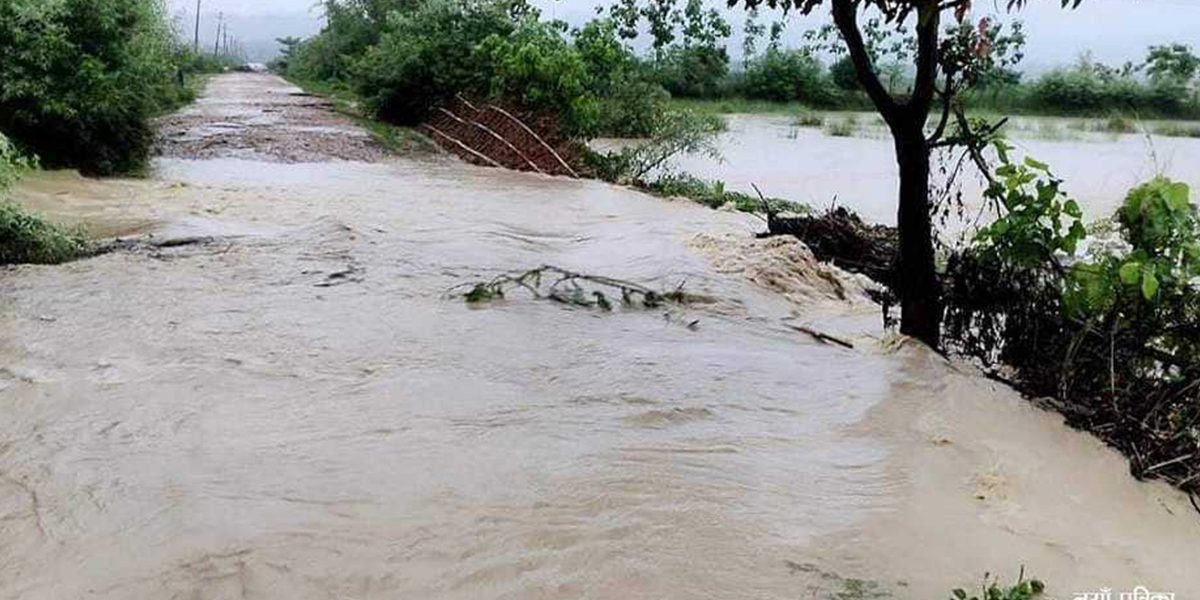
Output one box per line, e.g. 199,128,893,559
793,109,825,128
825,115,859,138
951,570,1045,600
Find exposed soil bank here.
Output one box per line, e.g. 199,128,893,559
1,74,1197,600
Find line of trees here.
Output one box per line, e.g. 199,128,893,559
279,0,693,138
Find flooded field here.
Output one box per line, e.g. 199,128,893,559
667,113,1200,229
2,75,1198,600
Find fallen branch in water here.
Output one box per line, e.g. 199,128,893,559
786,324,855,349
453,265,705,310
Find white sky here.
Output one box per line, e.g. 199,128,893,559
169,0,1200,68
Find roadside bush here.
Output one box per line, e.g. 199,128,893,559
0,202,89,265
477,20,595,134
351,0,516,124
572,19,669,137
0,0,185,175
944,144,1200,492
0,133,87,265
743,49,836,105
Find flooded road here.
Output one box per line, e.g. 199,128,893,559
2,74,1198,599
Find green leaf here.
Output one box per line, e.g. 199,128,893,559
1063,200,1082,218
1024,156,1049,171
953,589,968,600
1166,182,1191,213
1142,270,1159,301
1119,262,1142,284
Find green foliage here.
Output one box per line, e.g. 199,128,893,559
333,2,667,138
350,0,517,125
0,132,34,191
975,141,1088,266
0,201,89,265
0,136,88,265
743,49,836,105
829,55,860,91
945,152,1200,492
1066,178,1200,314
951,574,1045,600
654,45,731,99
478,20,594,128
0,0,188,175
1027,63,1198,119
640,173,810,214
1145,43,1200,84
572,19,671,137
824,115,859,137
586,109,723,183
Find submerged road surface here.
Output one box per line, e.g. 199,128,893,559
2,74,1198,600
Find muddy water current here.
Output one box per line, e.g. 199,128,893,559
1,75,1198,600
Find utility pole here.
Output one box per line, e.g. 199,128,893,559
193,0,201,53
213,12,222,57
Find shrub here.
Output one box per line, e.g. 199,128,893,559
477,20,595,134
743,49,836,105
0,0,185,175
585,109,723,183
1028,66,1198,118
573,20,669,137
829,55,860,92
0,133,87,265
944,145,1200,491
0,201,89,265
653,45,731,99
1029,69,1104,113
351,0,517,124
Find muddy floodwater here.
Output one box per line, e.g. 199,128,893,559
2,74,1199,599
666,113,1200,228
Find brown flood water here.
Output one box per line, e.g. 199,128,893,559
667,114,1200,229
1,74,1198,600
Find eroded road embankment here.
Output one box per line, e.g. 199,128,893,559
1,73,1198,600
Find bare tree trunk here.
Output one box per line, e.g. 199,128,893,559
830,0,943,347
894,129,941,346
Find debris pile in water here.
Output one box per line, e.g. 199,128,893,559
762,207,899,292
456,264,709,310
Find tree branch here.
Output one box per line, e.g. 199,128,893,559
830,0,899,122
927,79,955,144
908,0,942,120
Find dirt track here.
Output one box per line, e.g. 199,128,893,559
155,74,390,163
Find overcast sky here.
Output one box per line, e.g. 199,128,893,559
169,0,1200,68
